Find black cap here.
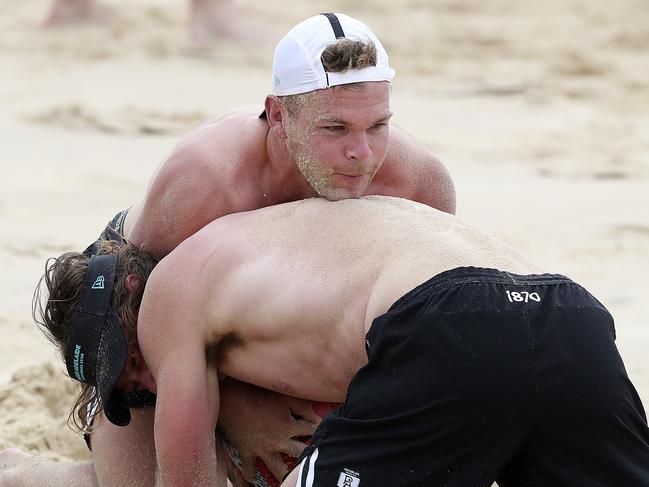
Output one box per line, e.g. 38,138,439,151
64,254,131,426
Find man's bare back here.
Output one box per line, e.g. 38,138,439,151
138,196,540,404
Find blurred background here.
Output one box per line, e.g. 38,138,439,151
1,0,648,461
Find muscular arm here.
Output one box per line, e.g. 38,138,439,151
92,408,156,487
127,139,234,256
150,336,224,486
374,125,456,214
126,113,269,257
139,266,225,487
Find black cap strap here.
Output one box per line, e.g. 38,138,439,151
321,13,345,39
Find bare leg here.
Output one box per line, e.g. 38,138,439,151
0,448,32,468
0,406,156,486
0,408,157,487
0,448,96,487
42,0,109,26
188,0,276,46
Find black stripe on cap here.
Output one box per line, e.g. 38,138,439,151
321,13,345,39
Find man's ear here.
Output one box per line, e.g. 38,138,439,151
125,274,141,293
265,95,287,139
128,345,145,364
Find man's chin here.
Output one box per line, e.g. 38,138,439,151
319,188,366,201
316,179,370,201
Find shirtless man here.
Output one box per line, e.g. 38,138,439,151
122,12,454,257
1,12,455,487
34,196,649,487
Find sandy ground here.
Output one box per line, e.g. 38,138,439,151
1,0,648,467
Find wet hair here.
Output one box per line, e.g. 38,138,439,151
281,39,378,115
33,240,159,431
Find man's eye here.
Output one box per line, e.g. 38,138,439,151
324,126,345,132
372,123,387,130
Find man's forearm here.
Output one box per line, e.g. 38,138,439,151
91,408,157,487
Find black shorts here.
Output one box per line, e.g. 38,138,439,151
296,267,649,487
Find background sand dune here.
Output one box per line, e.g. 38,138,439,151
1,0,647,463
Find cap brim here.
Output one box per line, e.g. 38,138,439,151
96,313,131,426
102,389,131,426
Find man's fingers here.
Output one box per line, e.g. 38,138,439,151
228,463,254,487
261,453,289,481
289,399,321,424
223,445,252,487
283,438,309,459
239,453,257,483
292,418,317,438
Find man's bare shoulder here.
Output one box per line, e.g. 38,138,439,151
126,108,271,253
138,232,220,335
160,212,248,273
139,106,270,201
167,107,269,175
370,125,456,214
140,216,252,332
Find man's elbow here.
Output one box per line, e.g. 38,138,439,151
419,157,457,215
434,172,457,215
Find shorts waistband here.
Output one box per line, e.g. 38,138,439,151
388,266,572,314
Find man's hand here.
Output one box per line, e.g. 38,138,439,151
218,380,322,483
218,436,253,487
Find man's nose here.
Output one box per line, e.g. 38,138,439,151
344,132,371,161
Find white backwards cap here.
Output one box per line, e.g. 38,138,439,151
271,13,395,96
